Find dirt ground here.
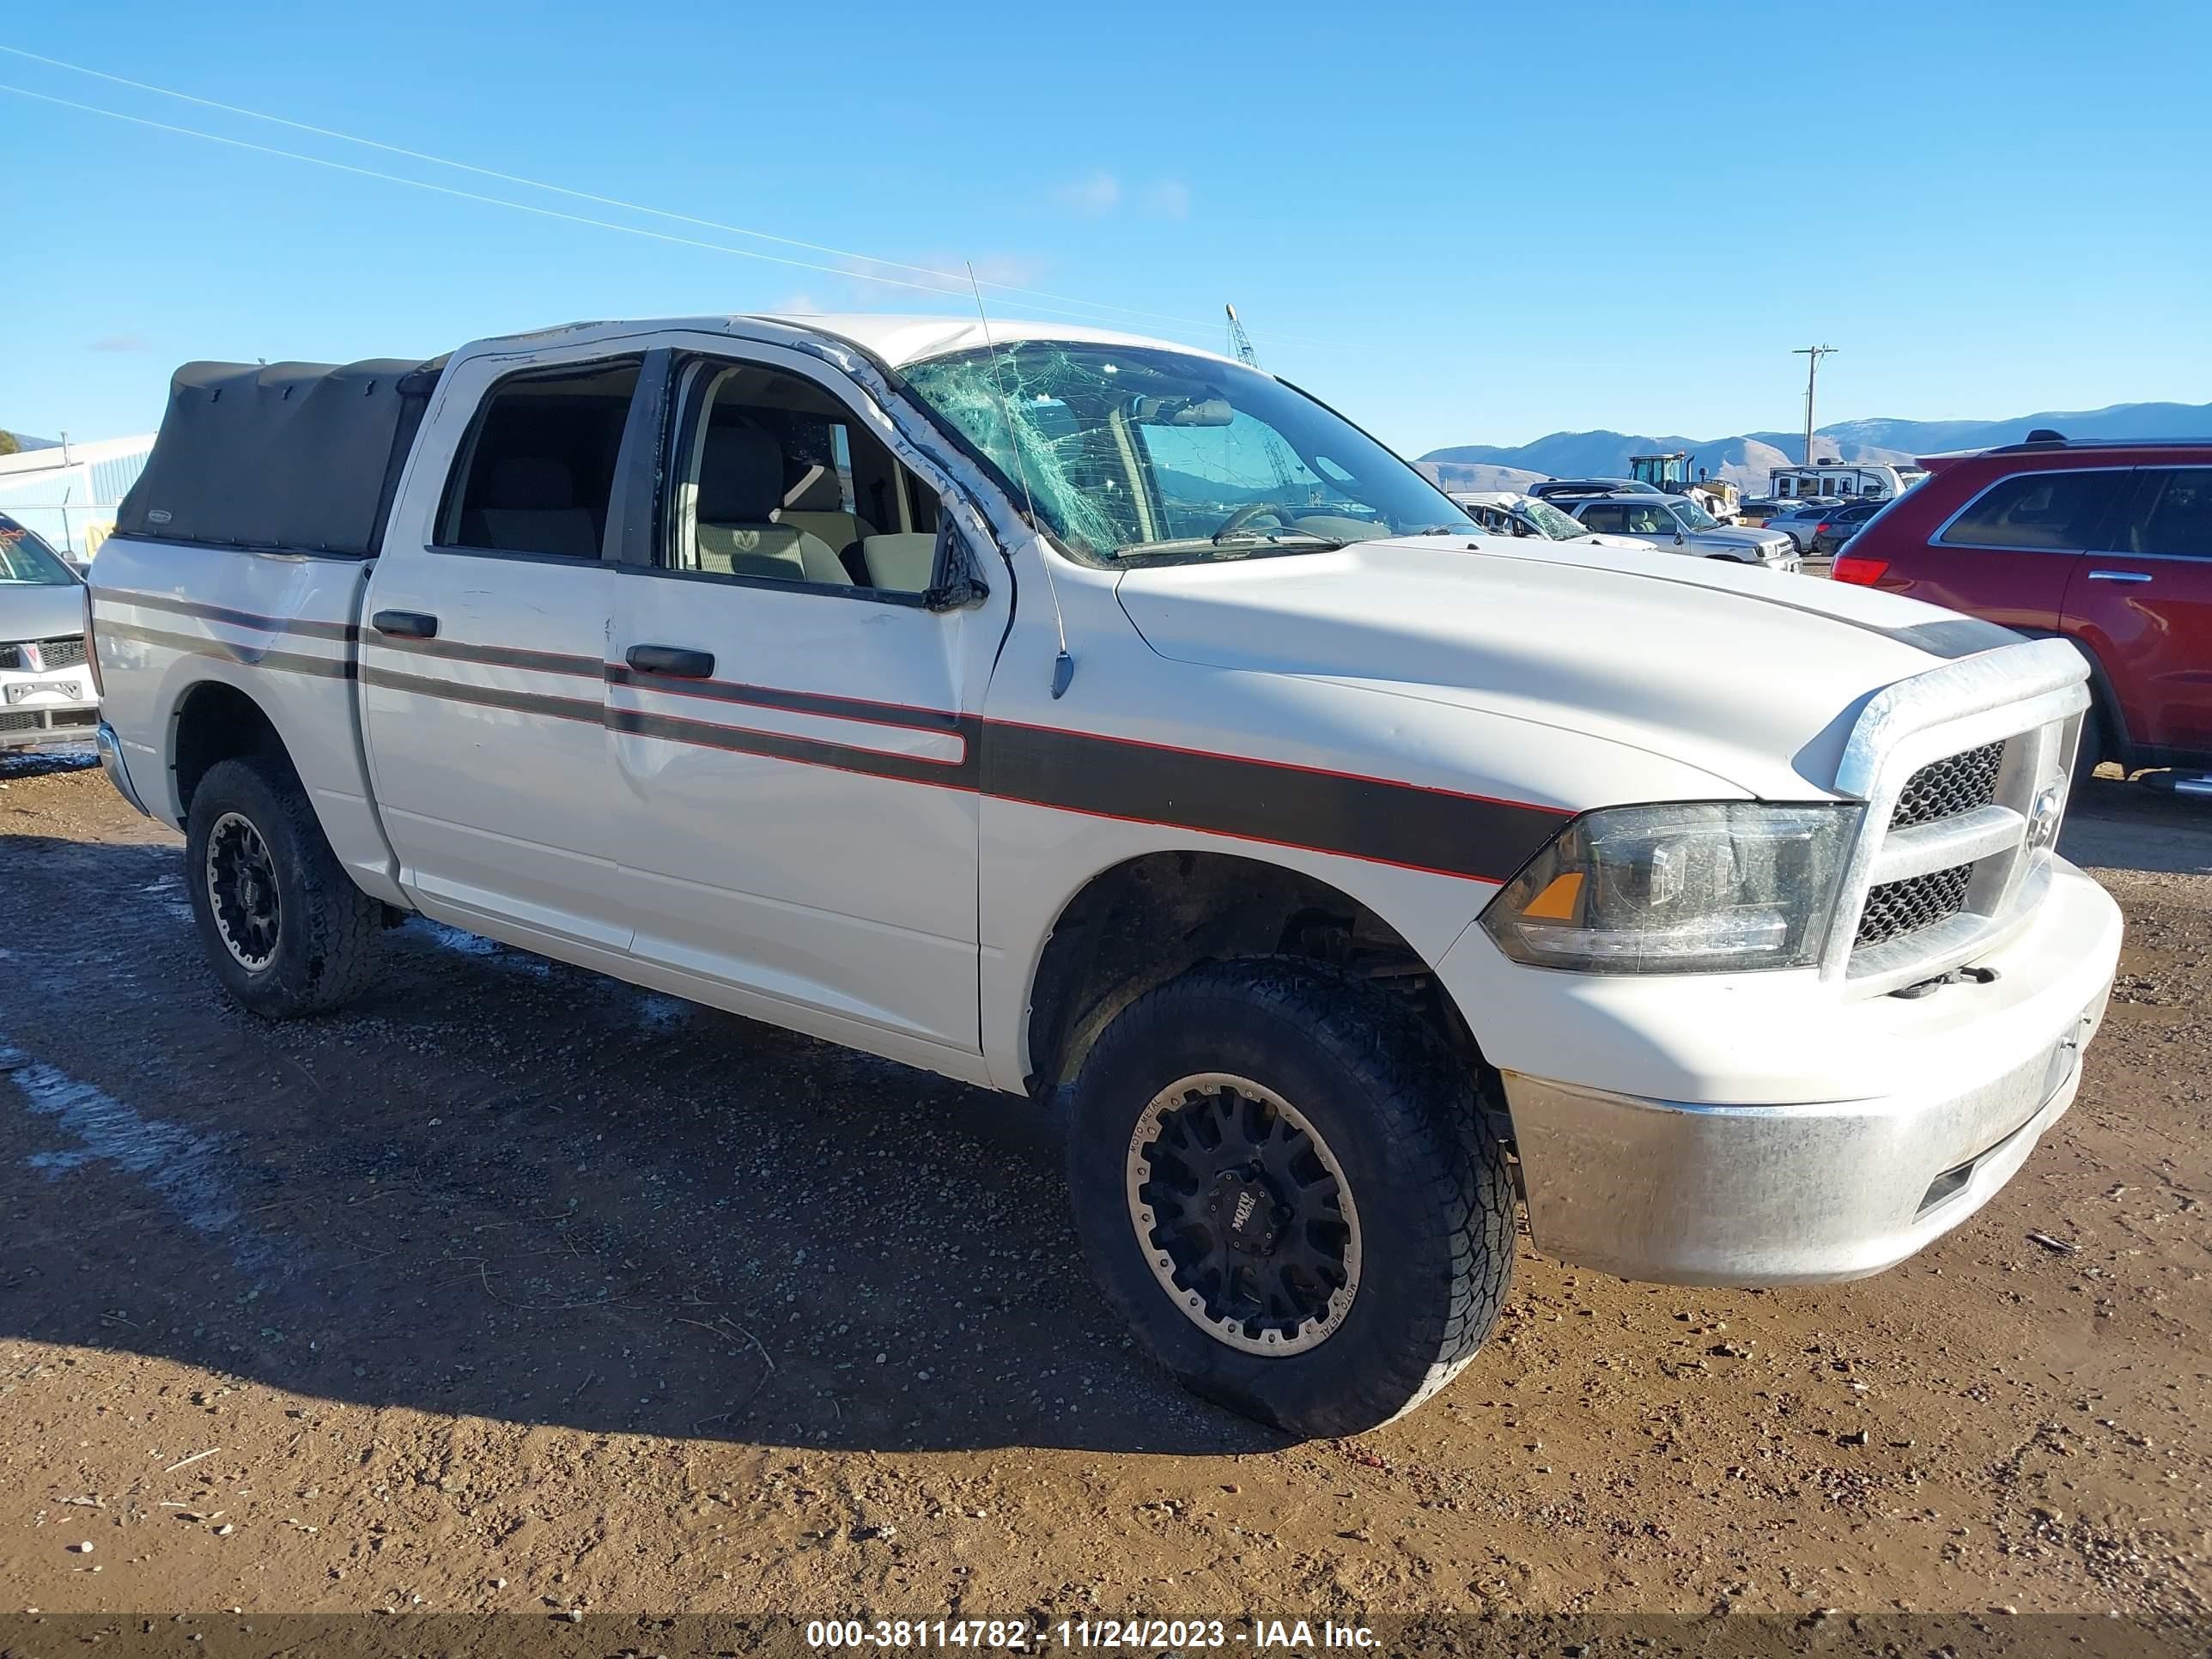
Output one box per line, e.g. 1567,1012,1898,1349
1,751,2206,1628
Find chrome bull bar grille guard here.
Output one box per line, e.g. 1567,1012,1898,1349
1821,637,2090,993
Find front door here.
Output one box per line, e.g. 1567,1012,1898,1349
607,342,1000,1059
361,351,654,952
2063,465,2212,762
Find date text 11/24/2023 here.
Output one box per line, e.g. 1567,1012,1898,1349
804,1618,1378,1650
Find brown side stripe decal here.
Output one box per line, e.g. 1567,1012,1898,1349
100,592,1570,883
100,592,357,642
100,619,356,681
369,633,604,679
606,663,969,736
983,722,1563,884
358,665,601,726
607,708,978,786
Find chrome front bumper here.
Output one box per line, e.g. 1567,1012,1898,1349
1499,865,2121,1285
95,720,154,816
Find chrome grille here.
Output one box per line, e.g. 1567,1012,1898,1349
35,636,87,670
1856,862,1975,948
1891,741,2004,829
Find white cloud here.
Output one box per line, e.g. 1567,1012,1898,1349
88,331,149,353
1140,179,1192,220
1055,170,1122,217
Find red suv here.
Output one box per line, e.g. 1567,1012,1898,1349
1835,437,2212,778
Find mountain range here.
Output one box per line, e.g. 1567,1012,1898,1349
1418,400,2212,495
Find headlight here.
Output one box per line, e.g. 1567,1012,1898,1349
1480,802,1858,974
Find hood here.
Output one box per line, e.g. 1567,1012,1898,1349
1113,537,2013,799
1685,524,1788,550
0,580,88,648
1571,532,1658,551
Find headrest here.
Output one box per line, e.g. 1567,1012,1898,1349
485,455,574,510
783,463,845,513
697,425,784,522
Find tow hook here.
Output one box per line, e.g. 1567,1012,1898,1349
1891,964,2002,1000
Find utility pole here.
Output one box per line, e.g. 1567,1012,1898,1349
1793,345,1837,465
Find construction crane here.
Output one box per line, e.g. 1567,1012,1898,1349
1224,304,1302,498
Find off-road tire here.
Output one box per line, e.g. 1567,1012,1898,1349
184,755,382,1018
1065,957,1516,1437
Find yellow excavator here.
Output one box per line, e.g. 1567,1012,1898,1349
1629,452,1741,521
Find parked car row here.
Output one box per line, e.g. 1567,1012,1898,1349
1516,479,1800,568
1446,489,1657,551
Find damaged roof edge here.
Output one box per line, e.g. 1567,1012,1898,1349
444,313,1248,375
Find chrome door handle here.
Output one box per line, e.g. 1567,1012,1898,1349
2086,570,2152,583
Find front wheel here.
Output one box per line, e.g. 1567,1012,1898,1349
185,755,383,1018
1064,958,1516,1437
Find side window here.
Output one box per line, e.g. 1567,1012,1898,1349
1624,504,1674,534
439,359,641,557
2106,468,2212,558
1938,470,2128,551
1578,504,1624,532
666,360,940,595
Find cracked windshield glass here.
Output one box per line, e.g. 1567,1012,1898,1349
899,343,1471,565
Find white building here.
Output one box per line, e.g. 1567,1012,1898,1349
0,434,157,561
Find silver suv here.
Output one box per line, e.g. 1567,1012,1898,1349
1567,492,1800,568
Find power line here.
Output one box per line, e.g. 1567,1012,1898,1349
0,43,1339,350
0,81,1237,345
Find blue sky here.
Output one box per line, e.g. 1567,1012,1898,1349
4,0,2208,456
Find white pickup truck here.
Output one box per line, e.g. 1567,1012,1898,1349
89,314,2121,1437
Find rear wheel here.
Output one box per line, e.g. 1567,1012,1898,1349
1065,958,1515,1437
185,755,382,1018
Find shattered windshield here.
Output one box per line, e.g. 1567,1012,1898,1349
897,343,1471,564
1516,498,1594,540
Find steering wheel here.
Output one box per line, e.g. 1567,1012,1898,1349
1212,501,1294,542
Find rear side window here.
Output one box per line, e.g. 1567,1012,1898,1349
2105,468,2212,559
438,359,642,558
1936,470,2126,551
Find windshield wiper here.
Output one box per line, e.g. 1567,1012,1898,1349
1114,531,1352,565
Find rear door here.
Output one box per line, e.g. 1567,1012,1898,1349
361,350,661,952
1881,465,2129,629
605,339,1004,1060
2063,465,2212,763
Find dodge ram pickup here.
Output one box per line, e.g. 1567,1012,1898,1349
89,315,2122,1437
